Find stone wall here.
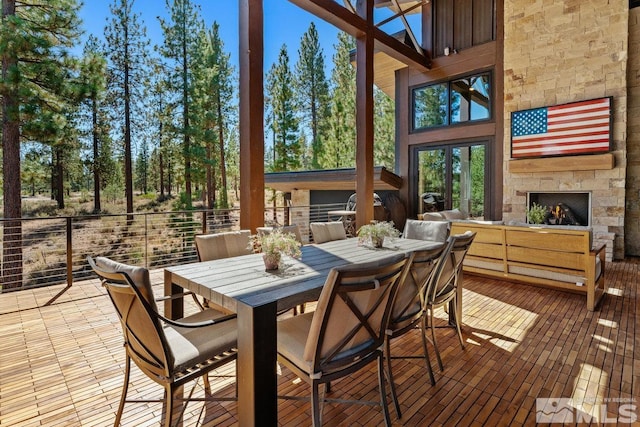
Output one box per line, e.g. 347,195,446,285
290,189,311,243
503,0,629,260
626,7,640,256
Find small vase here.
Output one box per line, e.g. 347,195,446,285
263,253,281,271
371,236,384,248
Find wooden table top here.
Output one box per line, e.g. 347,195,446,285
165,237,441,312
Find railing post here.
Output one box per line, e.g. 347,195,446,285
144,214,149,268
202,210,208,234
66,217,73,286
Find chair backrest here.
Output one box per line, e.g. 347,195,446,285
310,221,347,244
450,231,476,276
390,245,446,325
303,253,410,374
426,231,476,302
257,224,303,244
402,219,450,243
88,256,172,379
195,230,252,261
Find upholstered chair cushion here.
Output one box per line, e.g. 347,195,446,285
165,309,238,372
440,209,467,220
419,212,445,221
310,221,347,244
95,256,157,311
403,219,450,243
258,225,303,244
195,230,252,261
391,247,442,324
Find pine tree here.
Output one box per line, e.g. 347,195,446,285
374,87,395,169
104,0,150,218
135,138,150,194
146,60,174,200
79,36,108,212
1,0,83,289
295,22,329,170
22,146,48,197
266,45,301,172
159,0,205,209
198,22,236,209
323,32,356,169
51,107,83,209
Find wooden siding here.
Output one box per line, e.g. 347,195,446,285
1,259,638,426
432,0,495,57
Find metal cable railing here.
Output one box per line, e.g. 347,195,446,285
0,203,346,292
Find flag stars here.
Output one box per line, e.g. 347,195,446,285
512,107,547,136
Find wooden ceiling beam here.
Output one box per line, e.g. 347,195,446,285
372,27,431,71
289,0,366,36
289,0,431,71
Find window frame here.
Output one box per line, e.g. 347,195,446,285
410,71,493,133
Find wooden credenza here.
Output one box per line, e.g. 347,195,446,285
450,222,606,311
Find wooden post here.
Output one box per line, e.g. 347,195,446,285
239,0,265,234
355,0,375,229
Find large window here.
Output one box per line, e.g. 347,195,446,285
416,142,487,218
412,72,491,131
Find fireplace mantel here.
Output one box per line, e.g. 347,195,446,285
508,153,614,173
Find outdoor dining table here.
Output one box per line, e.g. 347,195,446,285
164,237,443,426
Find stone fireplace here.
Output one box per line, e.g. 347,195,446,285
527,192,591,227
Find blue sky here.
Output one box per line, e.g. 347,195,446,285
78,0,341,72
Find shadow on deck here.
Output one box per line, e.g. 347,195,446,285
1,259,638,426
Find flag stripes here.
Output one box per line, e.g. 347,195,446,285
511,97,611,158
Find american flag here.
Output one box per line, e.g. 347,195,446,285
511,97,611,158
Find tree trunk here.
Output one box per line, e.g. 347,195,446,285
2,3,23,290
182,14,192,208
159,114,165,200
53,148,65,209
167,157,172,197
92,96,101,212
206,142,213,208
124,38,134,222
217,93,227,208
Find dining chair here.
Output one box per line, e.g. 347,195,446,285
194,230,253,261
425,231,476,371
402,218,450,243
257,224,303,243
276,253,411,427
309,221,347,243
384,241,451,418
195,230,253,313
88,256,238,427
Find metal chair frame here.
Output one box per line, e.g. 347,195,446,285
88,257,237,427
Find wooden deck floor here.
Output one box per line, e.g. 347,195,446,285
1,259,638,426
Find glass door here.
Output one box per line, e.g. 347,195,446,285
416,142,487,218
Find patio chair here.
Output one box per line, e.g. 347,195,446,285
425,231,476,371
402,219,450,243
195,230,253,313
309,221,347,244
257,224,303,243
88,256,238,427
276,253,411,427
384,241,451,418
194,230,253,261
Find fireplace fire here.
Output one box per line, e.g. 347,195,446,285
527,192,591,227
547,203,581,225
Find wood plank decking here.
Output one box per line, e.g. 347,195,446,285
0,259,638,426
